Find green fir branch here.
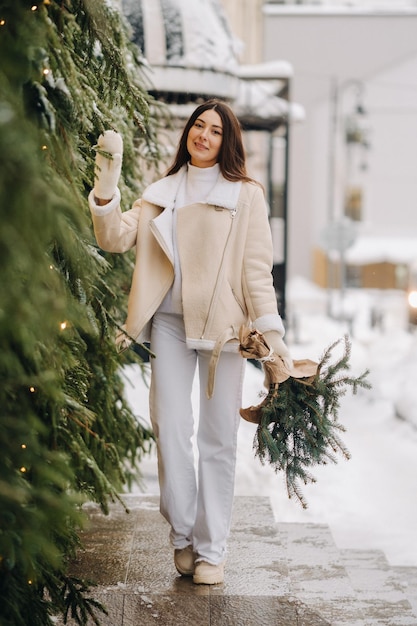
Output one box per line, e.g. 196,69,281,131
61,575,108,626
254,336,371,508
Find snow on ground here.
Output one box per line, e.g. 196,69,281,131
122,277,417,567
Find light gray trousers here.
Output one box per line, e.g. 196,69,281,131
149,312,244,565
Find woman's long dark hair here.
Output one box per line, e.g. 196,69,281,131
165,99,255,183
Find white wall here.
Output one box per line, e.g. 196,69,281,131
263,7,417,278
365,55,417,237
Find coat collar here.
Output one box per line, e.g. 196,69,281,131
142,165,242,212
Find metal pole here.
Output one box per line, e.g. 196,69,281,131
281,107,290,322
267,131,273,213
328,76,338,223
327,77,339,317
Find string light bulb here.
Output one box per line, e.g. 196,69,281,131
60,321,67,331
0,19,6,26
29,386,36,393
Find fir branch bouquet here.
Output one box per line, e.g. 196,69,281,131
239,327,371,508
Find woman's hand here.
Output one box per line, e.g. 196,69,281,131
93,130,123,202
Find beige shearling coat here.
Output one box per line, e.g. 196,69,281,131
89,166,284,395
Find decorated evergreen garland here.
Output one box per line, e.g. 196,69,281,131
0,0,162,624
239,328,371,509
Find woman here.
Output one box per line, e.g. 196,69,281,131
88,99,291,585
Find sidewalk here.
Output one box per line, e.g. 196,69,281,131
65,495,417,626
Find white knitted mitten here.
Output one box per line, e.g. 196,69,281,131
93,130,123,200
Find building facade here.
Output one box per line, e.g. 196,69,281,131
262,2,417,290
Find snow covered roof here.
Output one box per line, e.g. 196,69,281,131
235,77,305,131
345,237,417,265
233,60,304,130
122,0,240,100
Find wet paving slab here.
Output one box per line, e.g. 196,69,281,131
64,495,417,625
62,590,329,625
121,594,329,626
66,495,330,625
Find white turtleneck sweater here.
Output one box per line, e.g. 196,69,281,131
158,162,220,315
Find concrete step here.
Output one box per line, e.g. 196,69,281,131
279,522,363,625
393,565,417,618
60,495,417,625
340,549,417,625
